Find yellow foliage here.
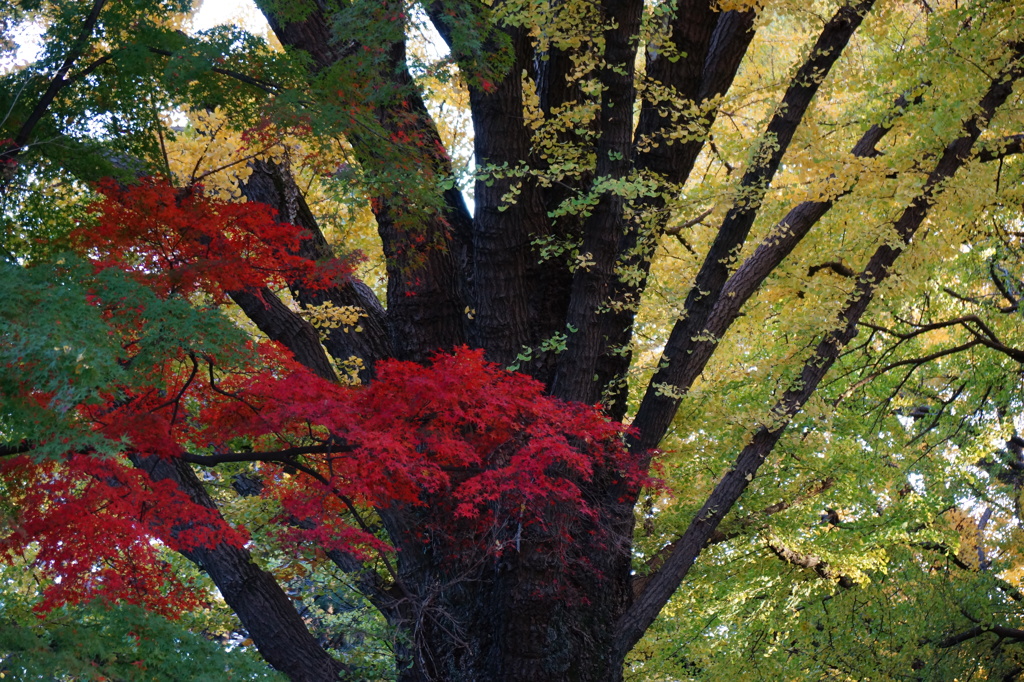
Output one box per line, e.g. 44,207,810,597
302,301,367,335
945,508,981,569
336,355,367,386
163,106,257,201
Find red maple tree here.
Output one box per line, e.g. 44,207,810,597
1,178,646,620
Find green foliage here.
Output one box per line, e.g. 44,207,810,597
0,597,284,681
0,254,250,458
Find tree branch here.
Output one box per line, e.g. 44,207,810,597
1,0,108,187
767,539,856,588
0,441,33,458
239,160,391,378
632,477,836,596
145,46,286,94
631,2,889,453
615,37,1024,660
255,0,469,363
551,0,646,402
575,6,757,415
129,452,349,679
937,624,1024,648
860,312,1024,366
976,133,1024,163
180,444,353,466
808,261,857,278
229,287,339,382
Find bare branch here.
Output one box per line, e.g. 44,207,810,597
938,624,1024,648
767,540,856,589
180,444,353,466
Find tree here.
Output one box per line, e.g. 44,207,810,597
4,0,1024,680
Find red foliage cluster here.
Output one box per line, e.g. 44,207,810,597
78,177,350,298
189,346,647,559
0,451,246,617
2,343,643,611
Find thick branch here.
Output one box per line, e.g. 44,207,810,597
633,477,835,596
550,0,645,402
977,133,1024,163
0,441,32,458
577,7,757,415
635,3,743,177
229,287,338,382
632,22,896,453
255,0,469,362
808,261,857,278
180,444,352,466
767,540,856,588
130,453,349,680
239,160,392,377
937,624,1024,648
425,4,571,374
467,26,554,367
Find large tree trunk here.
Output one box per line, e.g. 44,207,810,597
384,495,635,681
235,2,877,680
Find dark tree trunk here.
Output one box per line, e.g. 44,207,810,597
382,492,635,681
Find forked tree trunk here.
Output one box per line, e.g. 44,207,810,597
10,0,1024,680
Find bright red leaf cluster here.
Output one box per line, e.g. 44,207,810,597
0,451,246,617
217,347,648,556
2,342,644,611
77,177,350,298
103,341,647,558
